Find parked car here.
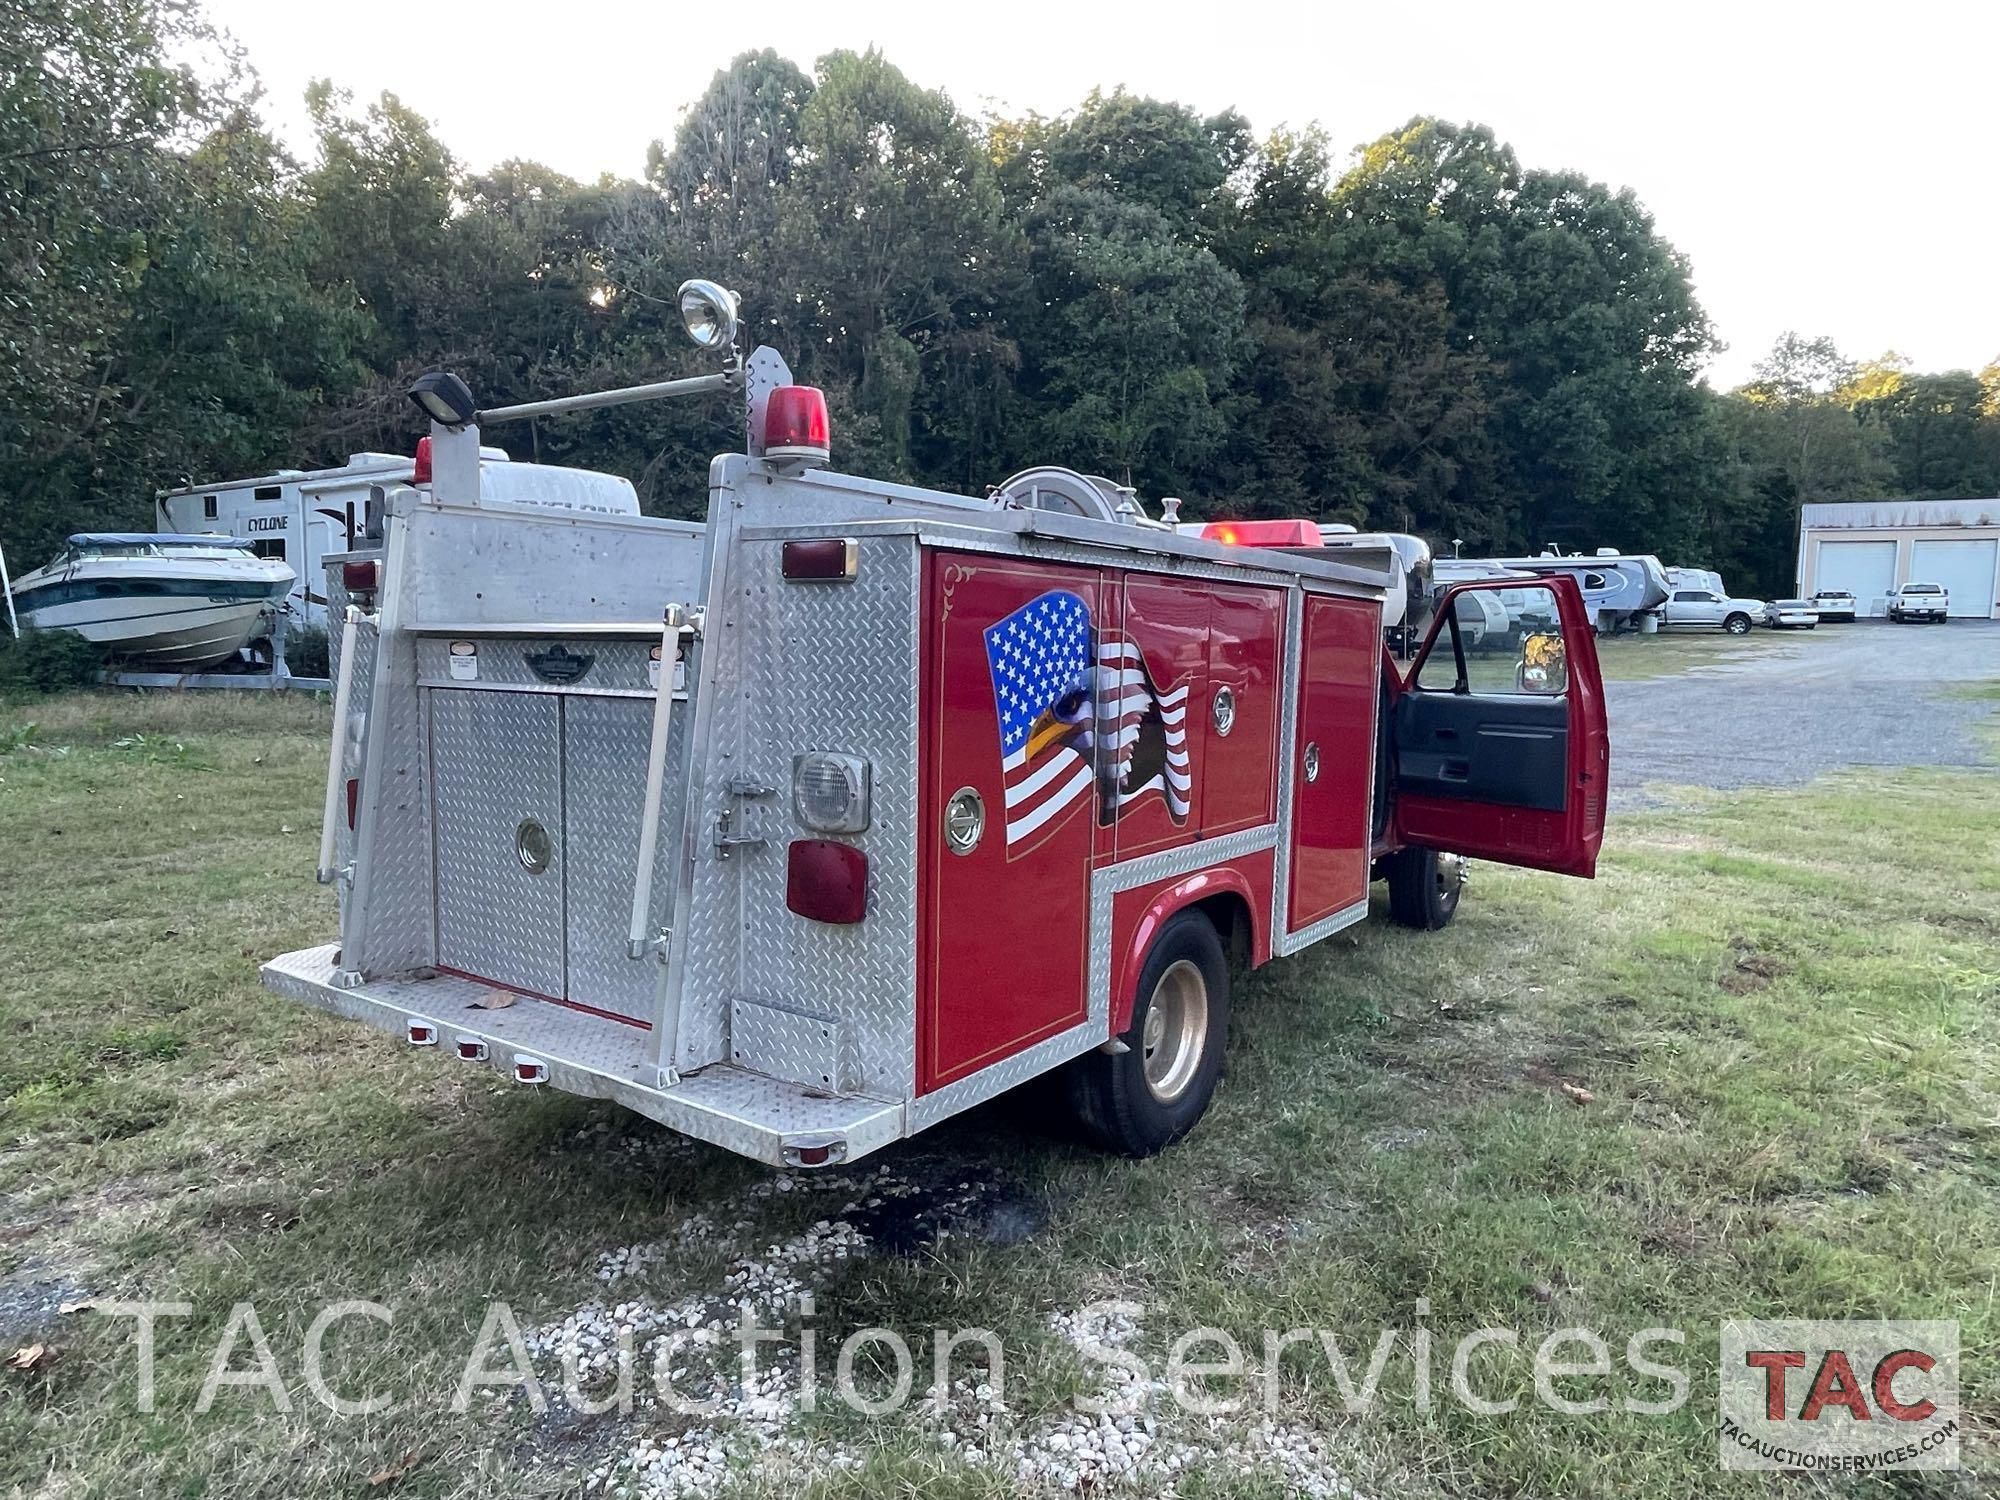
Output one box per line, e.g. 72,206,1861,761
1764,599,1819,630
1662,586,1767,635
1809,587,1857,622
1888,582,1950,623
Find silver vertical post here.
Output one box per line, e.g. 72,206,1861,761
0,542,18,639
317,605,366,885
626,606,687,959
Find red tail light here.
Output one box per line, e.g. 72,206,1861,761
785,839,868,924
782,539,858,581
412,436,432,485
341,560,380,593
346,778,359,830
764,386,831,466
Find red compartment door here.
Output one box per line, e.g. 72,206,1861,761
1201,582,1284,837
918,553,1099,1092
1287,593,1380,930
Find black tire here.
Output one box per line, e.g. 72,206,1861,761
1386,846,1465,930
1067,909,1230,1156
1723,613,1752,635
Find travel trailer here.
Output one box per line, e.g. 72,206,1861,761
157,450,641,628
265,280,1609,1169
1487,549,1670,633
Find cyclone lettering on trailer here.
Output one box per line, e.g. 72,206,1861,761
982,589,1193,859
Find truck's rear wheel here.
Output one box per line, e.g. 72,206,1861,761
1386,847,1464,930
1068,910,1230,1156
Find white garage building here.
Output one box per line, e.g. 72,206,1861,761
1796,499,2000,618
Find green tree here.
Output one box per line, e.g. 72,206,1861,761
1857,371,2000,498
1331,118,1723,557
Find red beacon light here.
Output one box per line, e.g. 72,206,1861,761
412,435,432,485
1195,519,1321,548
763,386,831,468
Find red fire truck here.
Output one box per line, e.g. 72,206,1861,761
265,281,1608,1167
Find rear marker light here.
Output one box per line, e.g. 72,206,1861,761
412,435,433,485
781,538,858,581
785,839,869,925
454,1037,489,1062
406,1020,438,1047
345,777,359,830
513,1057,549,1085
342,559,381,592
763,385,831,467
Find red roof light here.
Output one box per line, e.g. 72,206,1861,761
1200,519,1321,548
764,386,831,467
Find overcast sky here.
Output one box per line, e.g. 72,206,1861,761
205,0,1997,390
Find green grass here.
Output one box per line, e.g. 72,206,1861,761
0,686,1995,1497
1589,630,1794,681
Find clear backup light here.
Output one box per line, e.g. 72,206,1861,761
793,751,872,834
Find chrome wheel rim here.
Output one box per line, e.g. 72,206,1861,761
1142,959,1208,1104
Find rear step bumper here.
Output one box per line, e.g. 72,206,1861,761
261,945,902,1167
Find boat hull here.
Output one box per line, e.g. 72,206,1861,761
11,554,294,670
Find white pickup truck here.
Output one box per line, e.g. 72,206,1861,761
1887,581,1950,623
1661,586,1766,635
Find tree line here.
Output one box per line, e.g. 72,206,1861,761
5,2,1997,595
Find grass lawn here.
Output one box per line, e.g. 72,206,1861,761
1589,630,1797,681
0,686,1994,1498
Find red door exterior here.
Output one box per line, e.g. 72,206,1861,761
918,553,1099,1092
1200,583,1284,837
1390,576,1608,877
1287,593,1380,929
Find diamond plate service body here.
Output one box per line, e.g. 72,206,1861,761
274,458,1394,1162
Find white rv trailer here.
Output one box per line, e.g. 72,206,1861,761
157,450,640,628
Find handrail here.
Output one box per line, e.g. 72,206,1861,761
316,605,368,884
626,605,693,958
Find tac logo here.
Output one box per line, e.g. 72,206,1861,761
1719,1320,1958,1471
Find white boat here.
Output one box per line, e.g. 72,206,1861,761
8,533,295,670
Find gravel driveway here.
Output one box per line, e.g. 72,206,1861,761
1606,620,2000,808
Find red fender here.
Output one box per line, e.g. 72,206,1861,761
1110,864,1267,1035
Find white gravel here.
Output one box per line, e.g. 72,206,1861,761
518,1140,1362,1498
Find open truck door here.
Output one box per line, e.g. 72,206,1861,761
1390,576,1608,877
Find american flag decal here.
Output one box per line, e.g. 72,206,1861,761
1098,635,1191,822
985,591,1098,849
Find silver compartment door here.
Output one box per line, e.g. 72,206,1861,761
561,695,679,1023
429,689,567,998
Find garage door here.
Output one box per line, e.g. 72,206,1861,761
1910,538,1998,618
1813,539,1897,616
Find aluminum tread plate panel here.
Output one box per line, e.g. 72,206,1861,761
678,536,920,1097
731,997,849,1092
262,946,900,1164
429,690,566,997
563,694,687,1021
